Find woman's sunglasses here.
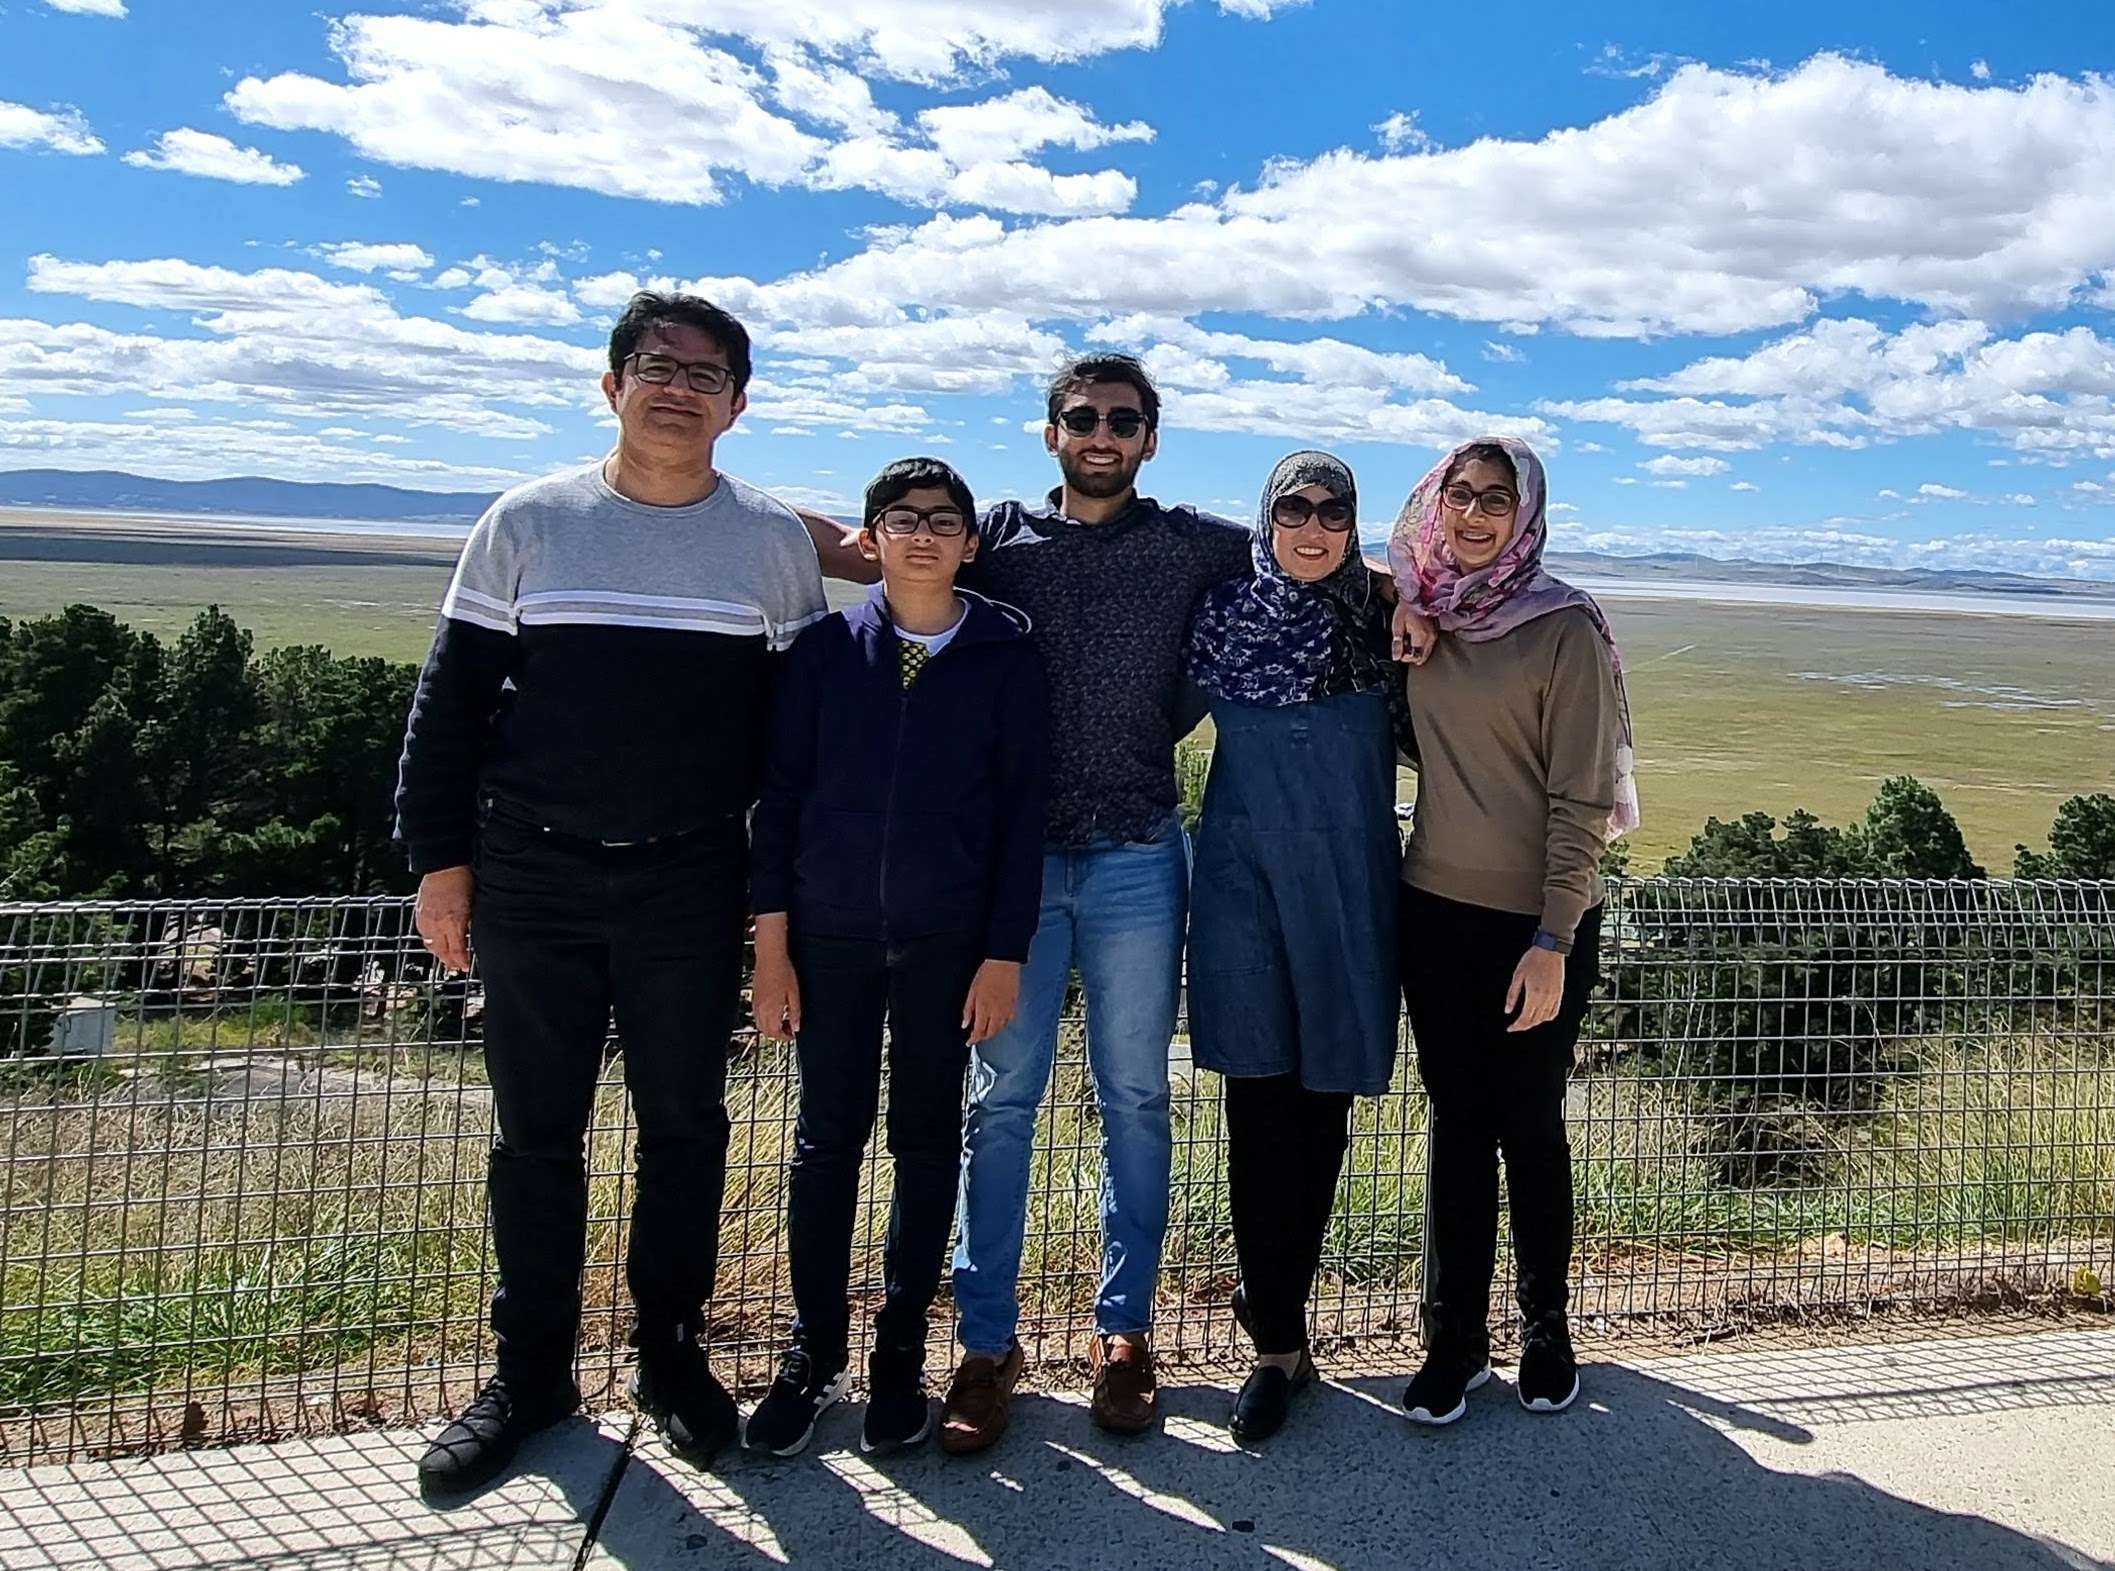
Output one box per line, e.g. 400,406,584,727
1270,495,1356,532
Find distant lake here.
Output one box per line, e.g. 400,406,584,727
30,507,2115,622
1573,578,2115,622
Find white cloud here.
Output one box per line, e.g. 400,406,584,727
675,56,2115,341
346,174,383,198
1639,454,1731,477
41,0,126,14
226,10,1159,218
1090,315,1469,394
461,283,583,326
122,129,304,185
0,101,104,155
1971,60,1992,81
1565,317,2115,459
17,254,603,439
916,86,1151,165
314,241,433,276
1482,340,1525,364
1918,482,1968,499
574,271,677,309
1730,480,1761,491
1372,111,1431,154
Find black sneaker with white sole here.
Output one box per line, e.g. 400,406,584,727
1401,1345,1492,1427
1516,1313,1579,1413
744,1346,852,1457
860,1344,933,1454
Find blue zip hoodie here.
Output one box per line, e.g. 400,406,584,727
750,584,1050,961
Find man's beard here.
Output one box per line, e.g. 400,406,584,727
1057,449,1140,500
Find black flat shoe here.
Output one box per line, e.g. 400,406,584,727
1229,1353,1315,1445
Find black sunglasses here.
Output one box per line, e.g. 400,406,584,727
1056,406,1148,439
1270,494,1356,532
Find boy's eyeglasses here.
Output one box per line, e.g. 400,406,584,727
1056,407,1148,439
1270,495,1356,532
621,352,734,395
875,505,970,537
1441,481,1519,518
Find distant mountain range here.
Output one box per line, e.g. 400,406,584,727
5,468,2113,600
0,468,498,523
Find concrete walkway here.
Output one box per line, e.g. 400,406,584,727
8,1326,2113,1571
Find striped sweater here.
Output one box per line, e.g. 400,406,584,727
393,462,828,872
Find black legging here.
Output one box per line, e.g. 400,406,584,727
1399,885,1603,1353
1224,1072,1355,1356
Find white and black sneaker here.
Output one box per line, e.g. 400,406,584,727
1401,1345,1492,1427
1516,1314,1579,1413
743,1347,851,1457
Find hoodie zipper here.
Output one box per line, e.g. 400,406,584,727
874,605,986,943
876,664,911,944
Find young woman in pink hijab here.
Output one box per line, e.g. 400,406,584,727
1386,436,1637,1427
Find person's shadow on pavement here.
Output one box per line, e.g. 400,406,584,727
582,1363,2112,1571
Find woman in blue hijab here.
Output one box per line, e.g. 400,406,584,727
1185,449,1404,1444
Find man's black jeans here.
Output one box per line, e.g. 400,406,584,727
471,811,748,1383
785,932,983,1372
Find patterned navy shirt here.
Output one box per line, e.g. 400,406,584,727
963,489,1249,848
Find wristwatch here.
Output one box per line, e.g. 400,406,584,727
1532,928,1573,956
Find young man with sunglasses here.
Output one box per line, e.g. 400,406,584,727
745,457,1047,1457
801,354,1252,1449
397,291,827,1494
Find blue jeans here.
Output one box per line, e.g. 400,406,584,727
951,816,1190,1353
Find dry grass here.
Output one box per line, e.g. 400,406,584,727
1,1021,2110,1462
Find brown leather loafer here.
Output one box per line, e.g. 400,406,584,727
939,1345,1024,1455
1089,1334,1158,1435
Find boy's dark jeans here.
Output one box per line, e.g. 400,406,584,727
786,932,983,1372
472,812,748,1383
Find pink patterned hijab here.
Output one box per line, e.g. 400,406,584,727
1388,435,1641,839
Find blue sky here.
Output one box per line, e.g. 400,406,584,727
5,0,2115,577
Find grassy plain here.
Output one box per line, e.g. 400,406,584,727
2,508,2110,869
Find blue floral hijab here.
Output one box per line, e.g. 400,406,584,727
1186,449,1394,707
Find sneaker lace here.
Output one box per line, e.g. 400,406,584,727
776,1347,816,1393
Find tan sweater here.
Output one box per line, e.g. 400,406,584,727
1400,606,1618,941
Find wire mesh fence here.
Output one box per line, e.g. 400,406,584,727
2,879,2110,1464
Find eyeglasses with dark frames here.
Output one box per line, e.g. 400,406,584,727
1440,481,1519,518
1270,494,1357,532
874,505,971,537
1055,406,1148,439
621,351,735,395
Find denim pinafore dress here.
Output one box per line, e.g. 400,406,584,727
1185,688,1401,1095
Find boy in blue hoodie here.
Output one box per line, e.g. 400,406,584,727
745,456,1048,1457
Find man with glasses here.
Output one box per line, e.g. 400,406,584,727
397,291,827,1494
801,354,1251,1449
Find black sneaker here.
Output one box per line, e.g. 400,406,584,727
630,1327,739,1463
418,1373,579,1498
744,1346,852,1457
1516,1314,1579,1413
1400,1344,1491,1427
860,1345,933,1454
